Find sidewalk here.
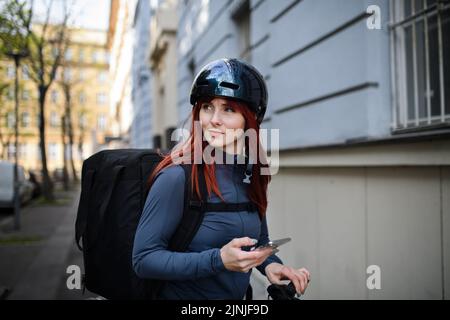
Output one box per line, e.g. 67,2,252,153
0,186,96,300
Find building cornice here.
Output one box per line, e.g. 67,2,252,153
278,132,450,167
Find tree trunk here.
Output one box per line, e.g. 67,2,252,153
38,85,54,200
61,114,69,191
64,88,78,182
78,132,84,163
0,130,7,160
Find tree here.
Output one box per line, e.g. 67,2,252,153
77,109,86,163
60,113,69,190
0,80,13,160
0,0,32,229
56,37,79,184
0,68,11,159
18,0,72,200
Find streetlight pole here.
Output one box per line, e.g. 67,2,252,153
13,54,20,230
6,50,29,230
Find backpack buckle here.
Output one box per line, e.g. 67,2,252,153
189,200,203,210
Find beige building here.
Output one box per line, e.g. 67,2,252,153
0,27,111,176
107,0,137,148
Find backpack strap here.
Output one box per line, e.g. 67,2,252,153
189,201,257,213
169,164,258,251
168,164,208,252
97,165,125,228
147,164,207,299
75,169,96,250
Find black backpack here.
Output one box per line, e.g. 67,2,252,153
75,149,256,299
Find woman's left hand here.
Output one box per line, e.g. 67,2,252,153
265,263,310,295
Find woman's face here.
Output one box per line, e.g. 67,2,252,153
199,97,246,153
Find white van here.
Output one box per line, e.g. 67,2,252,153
0,161,34,208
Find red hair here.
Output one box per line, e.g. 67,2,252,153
147,98,271,218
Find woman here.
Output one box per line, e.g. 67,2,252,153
132,58,310,300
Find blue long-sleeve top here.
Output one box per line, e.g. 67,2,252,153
132,158,283,300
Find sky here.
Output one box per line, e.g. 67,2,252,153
32,0,111,30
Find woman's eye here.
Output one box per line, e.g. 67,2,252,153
202,104,213,111
224,107,235,113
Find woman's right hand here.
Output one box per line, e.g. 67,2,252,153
220,237,275,273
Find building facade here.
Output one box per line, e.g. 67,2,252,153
130,0,154,149
107,0,137,148
0,27,111,176
175,0,450,299
149,0,179,150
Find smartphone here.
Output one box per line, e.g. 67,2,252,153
251,237,291,251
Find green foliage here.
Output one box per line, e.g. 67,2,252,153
0,0,31,56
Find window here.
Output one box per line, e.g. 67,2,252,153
7,143,15,160
7,87,14,100
21,112,30,128
64,68,71,81
22,65,30,80
98,71,107,83
97,92,107,105
50,111,59,127
79,48,84,62
79,69,85,81
79,92,86,105
231,0,251,61
22,89,30,101
7,112,15,128
105,52,110,64
18,143,27,158
65,48,72,61
49,143,58,160
391,0,450,131
97,114,106,131
92,50,99,63
52,47,59,58
51,90,58,103
79,113,87,129
7,65,14,78
188,58,196,81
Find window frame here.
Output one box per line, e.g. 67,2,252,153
390,0,450,133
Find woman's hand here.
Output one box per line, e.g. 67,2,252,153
265,263,311,295
220,237,275,273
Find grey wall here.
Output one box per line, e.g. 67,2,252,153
176,0,392,149
265,166,450,299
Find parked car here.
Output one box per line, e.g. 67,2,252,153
0,161,34,209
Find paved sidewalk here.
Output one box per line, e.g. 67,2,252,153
0,186,96,300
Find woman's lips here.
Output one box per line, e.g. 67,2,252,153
208,130,224,137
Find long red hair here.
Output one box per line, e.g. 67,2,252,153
147,98,271,218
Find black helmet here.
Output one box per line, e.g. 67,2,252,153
190,58,268,123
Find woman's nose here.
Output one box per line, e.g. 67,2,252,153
210,109,222,125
